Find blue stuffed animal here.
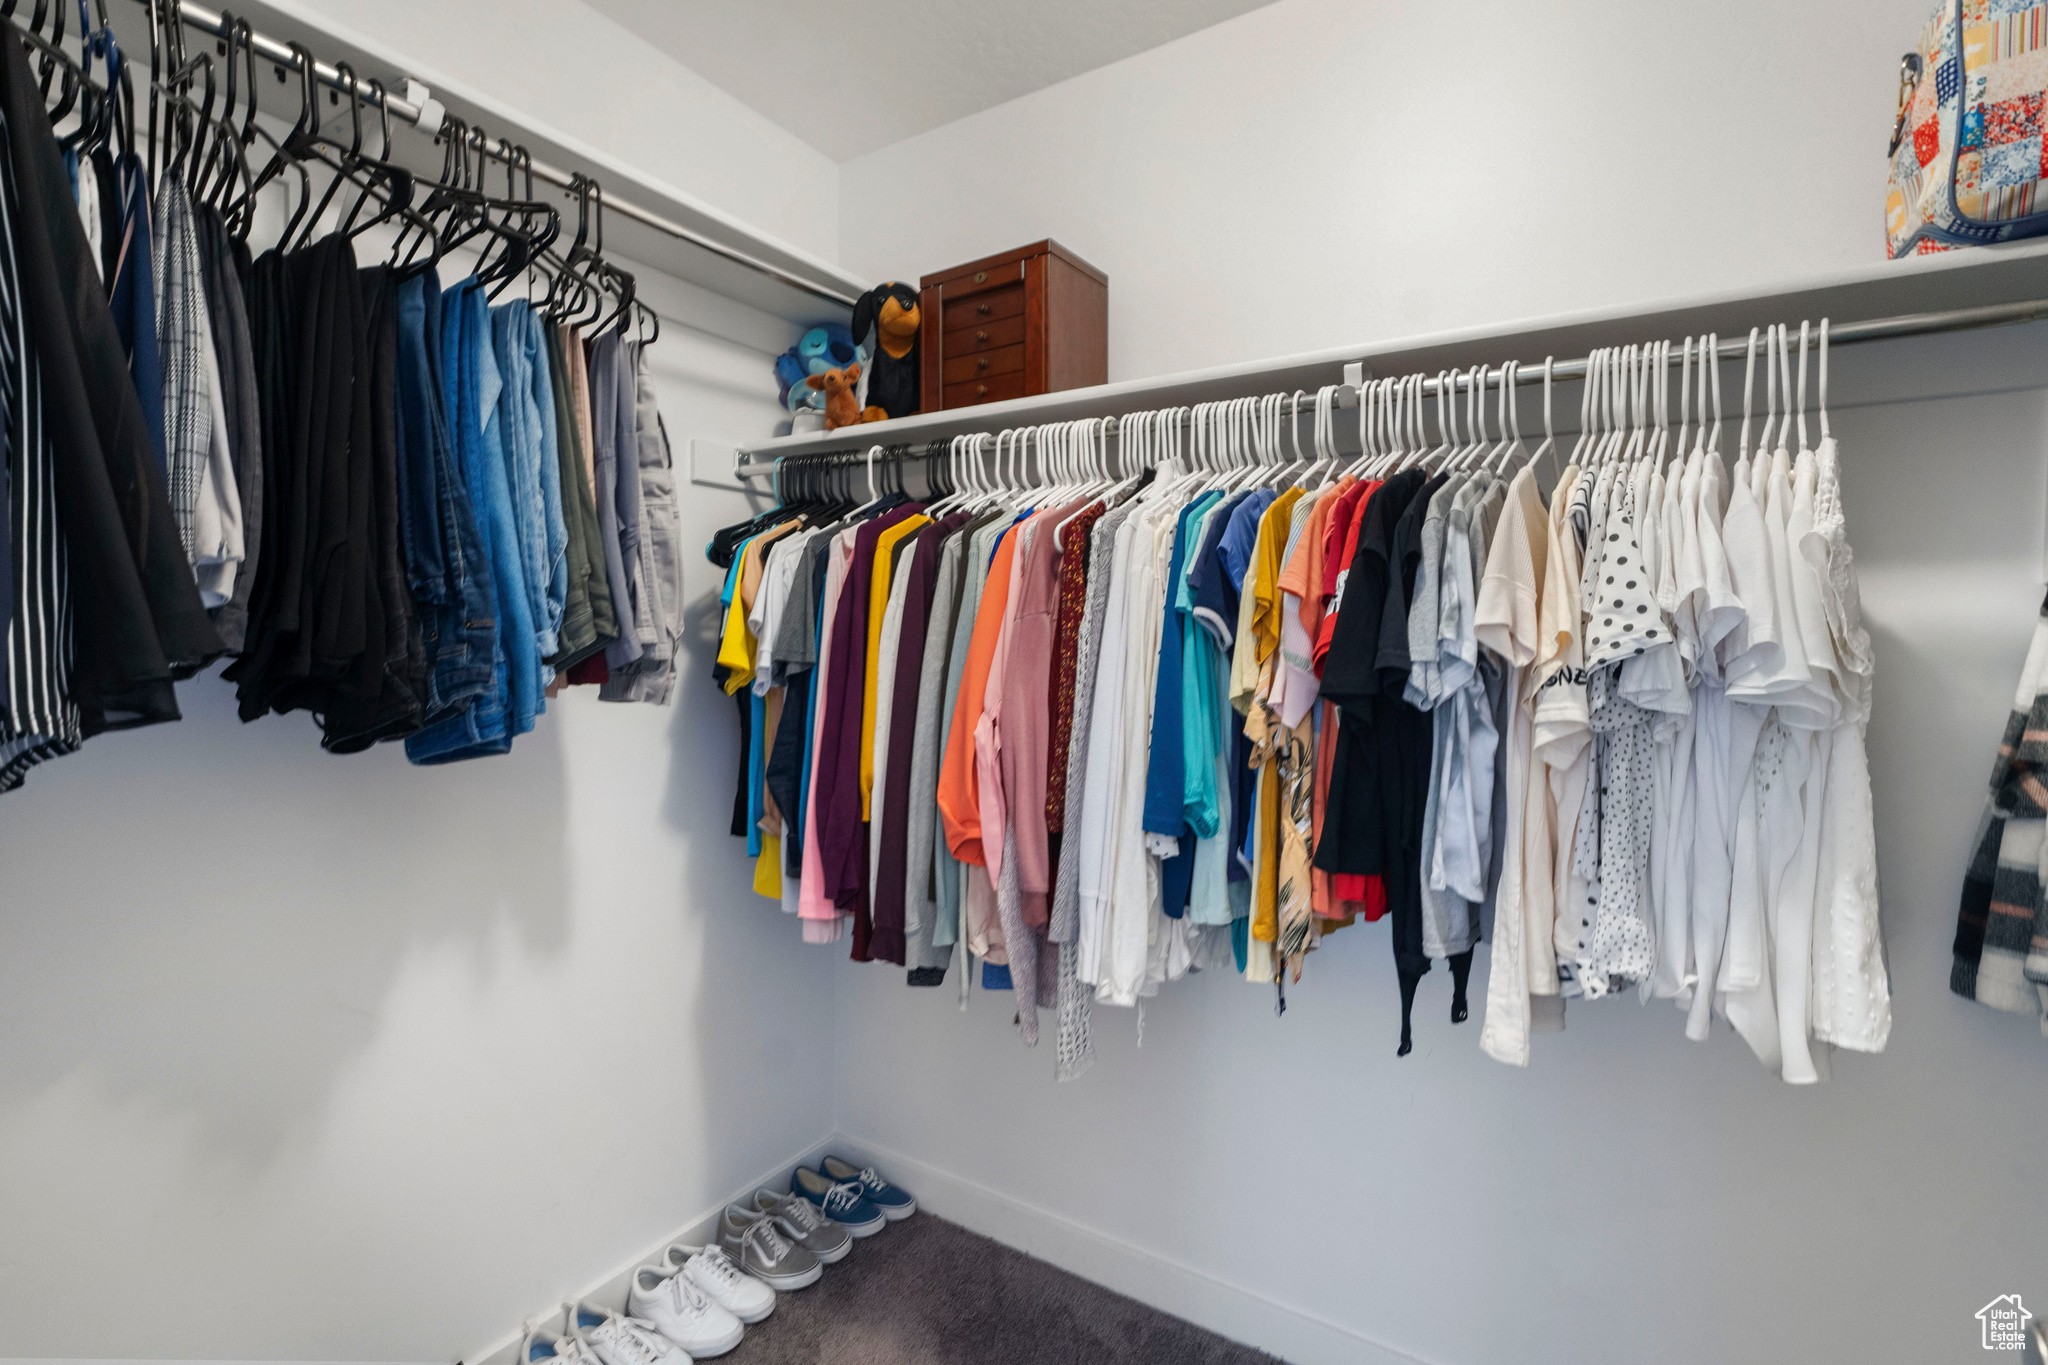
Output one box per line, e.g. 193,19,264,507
777,323,868,412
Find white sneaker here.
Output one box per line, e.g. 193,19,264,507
662,1242,776,1324
521,1327,607,1365
627,1264,743,1360
564,1300,692,1365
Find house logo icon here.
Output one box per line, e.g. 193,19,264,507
1978,1294,2032,1351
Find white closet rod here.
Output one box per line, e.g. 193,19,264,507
733,294,2048,477
131,0,864,310
1404,294,2048,396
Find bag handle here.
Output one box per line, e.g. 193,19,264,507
1888,51,1922,157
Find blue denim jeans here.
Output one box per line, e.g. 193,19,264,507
452,279,539,735
395,272,498,751
405,274,517,763
490,300,567,663
523,309,568,660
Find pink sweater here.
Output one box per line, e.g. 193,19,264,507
797,533,857,932
987,505,1072,930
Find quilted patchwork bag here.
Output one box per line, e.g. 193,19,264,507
1887,0,2048,257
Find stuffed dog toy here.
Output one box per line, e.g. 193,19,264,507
850,282,921,422
806,363,884,431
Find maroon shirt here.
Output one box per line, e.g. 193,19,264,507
868,513,968,963
813,504,920,955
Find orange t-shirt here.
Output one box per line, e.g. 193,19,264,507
937,526,1020,867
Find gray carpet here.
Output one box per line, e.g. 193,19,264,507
715,1214,1281,1365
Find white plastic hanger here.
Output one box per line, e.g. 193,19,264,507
1378,375,1406,476
1343,378,1379,479
1160,404,1189,479
1274,390,1310,487
1386,374,1418,475
1817,319,1832,448
1421,370,1450,471
1112,411,1144,492
1567,348,1597,473
1599,346,1623,466
1374,378,1403,475
1704,333,1722,457
1675,337,1693,467
1040,421,1067,502
1593,346,1621,468
1624,346,1641,471
1233,396,1267,490
1794,319,1811,455
1386,374,1414,473
1485,361,1515,471
1466,362,1499,474
1489,359,1525,475
1648,341,1666,463
1312,384,1339,484
1441,366,1473,472
1294,386,1327,489
1581,348,1605,469
1737,327,1759,465
1002,427,1033,512
1594,346,1621,468
1419,373,1435,463
1204,400,1240,492
1759,325,1780,463
1613,347,1639,471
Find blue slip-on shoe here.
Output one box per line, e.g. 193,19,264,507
790,1163,886,1237
819,1155,917,1221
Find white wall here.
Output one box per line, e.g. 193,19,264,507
14,3,2048,1364
0,304,821,1363
827,3,2048,1364
0,25,829,1355
840,0,1930,381
273,0,840,264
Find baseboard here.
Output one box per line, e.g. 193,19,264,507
456,1131,840,1365
824,1132,1434,1365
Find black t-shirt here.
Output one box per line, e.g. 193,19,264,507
1316,469,1424,881
1314,469,1436,957
1379,472,1446,684
1321,469,1422,709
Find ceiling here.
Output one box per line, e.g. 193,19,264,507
580,0,1284,162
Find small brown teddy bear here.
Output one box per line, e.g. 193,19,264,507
805,362,886,431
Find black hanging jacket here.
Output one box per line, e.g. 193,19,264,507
0,35,219,734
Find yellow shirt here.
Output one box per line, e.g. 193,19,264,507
860,514,930,819
716,582,755,694
1243,491,1301,955
754,834,783,898
716,522,800,695
1251,488,1305,669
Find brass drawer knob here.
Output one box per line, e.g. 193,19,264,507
976,330,988,342
977,303,990,315
976,357,989,370
975,384,987,397
974,270,987,283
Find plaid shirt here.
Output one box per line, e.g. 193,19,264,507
1954,592,2048,1035
152,175,211,561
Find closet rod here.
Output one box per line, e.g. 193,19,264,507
731,293,2048,478
1400,294,2048,396
129,0,864,310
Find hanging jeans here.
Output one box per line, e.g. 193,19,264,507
490,300,567,666
405,277,525,763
